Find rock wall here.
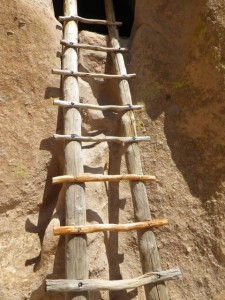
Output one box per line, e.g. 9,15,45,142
130,1,225,300
1,0,225,299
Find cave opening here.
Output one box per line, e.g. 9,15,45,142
52,0,135,37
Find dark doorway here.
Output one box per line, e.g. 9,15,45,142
52,0,135,37
52,0,63,19
78,0,108,35
113,0,135,37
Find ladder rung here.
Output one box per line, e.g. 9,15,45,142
53,100,143,111
52,174,158,185
54,134,150,144
53,220,168,236
46,268,182,292
60,40,128,52
52,69,136,80
58,15,122,26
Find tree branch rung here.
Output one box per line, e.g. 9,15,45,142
58,15,122,26
60,40,128,52
53,219,168,235
52,174,158,185
52,69,136,79
46,268,182,292
53,100,143,111
54,134,150,144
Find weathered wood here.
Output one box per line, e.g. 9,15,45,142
60,40,128,52
54,100,143,111
58,15,122,26
52,69,136,79
63,1,88,300
54,220,168,235
54,134,150,144
104,1,170,299
46,268,182,292
53,174,157,185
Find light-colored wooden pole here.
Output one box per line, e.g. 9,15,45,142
63,1,88,300
104,1,170,299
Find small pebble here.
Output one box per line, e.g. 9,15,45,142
7,31,14,36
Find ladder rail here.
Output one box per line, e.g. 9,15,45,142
62,1,89,300
104,1,170,299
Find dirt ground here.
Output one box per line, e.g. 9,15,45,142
1,0,225,299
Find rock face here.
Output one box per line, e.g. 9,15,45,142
1,0,225,299
131,1,225,300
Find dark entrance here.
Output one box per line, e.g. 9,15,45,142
52,0,135,37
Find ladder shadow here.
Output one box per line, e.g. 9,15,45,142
143,89,225,203
25,135,64,271
28,236,65,300
105,143,138,300
25,105,66,300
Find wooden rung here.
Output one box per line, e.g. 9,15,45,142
54,134,150,144
52,69,136,80
53,100,143,111
60,40,128,52
53,219,168,236
46,268,182,292
52,174,158,185
58,15,122,26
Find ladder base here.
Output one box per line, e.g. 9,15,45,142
46,268,182,292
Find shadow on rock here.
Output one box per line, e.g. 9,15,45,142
144,86,225,202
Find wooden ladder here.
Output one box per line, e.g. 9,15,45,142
46,0,181,299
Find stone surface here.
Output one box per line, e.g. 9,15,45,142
1,0,225,300
130,1,225,299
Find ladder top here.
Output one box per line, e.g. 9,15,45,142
58,15,122,26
